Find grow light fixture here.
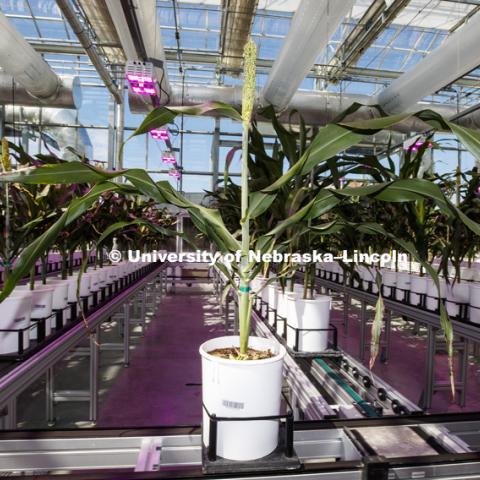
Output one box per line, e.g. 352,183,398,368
162,151,176,164
403,137,433,152
150,128,169,141
126,61,157,96
168,168,181,179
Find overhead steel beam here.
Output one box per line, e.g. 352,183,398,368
328,0,410,82
218,0,258,72
56,0,123,104
0,11,81,108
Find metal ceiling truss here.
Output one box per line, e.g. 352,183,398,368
327,0,411,82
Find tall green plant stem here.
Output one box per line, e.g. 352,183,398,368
239,124,252,355
238,38,256,356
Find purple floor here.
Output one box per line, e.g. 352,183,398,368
97,287,225,427
98,288,480,428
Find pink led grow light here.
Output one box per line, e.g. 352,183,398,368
162,152,177,164
125,62,157,96
169,168,181,179
403,140,433,152
150,129,170,141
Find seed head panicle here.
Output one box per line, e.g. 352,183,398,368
1,138,11,173
242,38,257,127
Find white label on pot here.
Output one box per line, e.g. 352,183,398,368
222,399,244,410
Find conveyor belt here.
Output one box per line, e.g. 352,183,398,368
0,415,479,478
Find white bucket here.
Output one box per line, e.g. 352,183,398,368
276,289,287,336
410,275,427,307
446,282,470,318
0,292,32,354
286,294,331,352
16,286,54,339
395,272,411,302
426,278,446,312
85,271,101,292
199,336,286,461
48,278,75,323
469,284,480,324
267,284,279,326
381,270,397,298
71,273,91,297
362,268,378,294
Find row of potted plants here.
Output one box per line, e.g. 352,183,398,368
319,261,480,323
2,39,480,463
0,260,150,356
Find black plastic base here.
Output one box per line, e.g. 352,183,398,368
201,426,301,475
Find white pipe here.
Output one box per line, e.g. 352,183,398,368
0,74,81,109
376,12,480,114
261,0,355,111
168,84,468,133
4,106,93,160
0,11,60,100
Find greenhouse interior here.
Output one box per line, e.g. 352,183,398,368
3,0,480,477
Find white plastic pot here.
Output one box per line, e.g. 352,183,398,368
85,271,101,292
395,272,411,302
267,284,279,326
286,294,331,352
71,273,91,297
0,291,32,354
381,270,397,298
276,289,287,336
199,336,286,461
445,282,470,318
426,278,446,312
48,278,75,323
362,268,378,294
469,284,480,324
410,275,428,307
17,286,54,339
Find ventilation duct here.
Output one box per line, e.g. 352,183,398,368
261,0,355,111
167,84,472,133
0,11,81,108
0,74,81,109
4,106,93,160
376,10,480,114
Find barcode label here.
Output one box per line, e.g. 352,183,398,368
222,400,244,410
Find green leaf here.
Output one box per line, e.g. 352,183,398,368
247,191,276,219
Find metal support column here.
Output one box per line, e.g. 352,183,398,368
343,293,350,332
107,91,116,170
46,367,55,425
359,300,367,362
381,309,392,364
123,301,130,367
0,105,5,138
422,325,437,410
211,117,220,190
459,337,469,407
2,398,16,430
89,327,100,423
115,74,125,172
